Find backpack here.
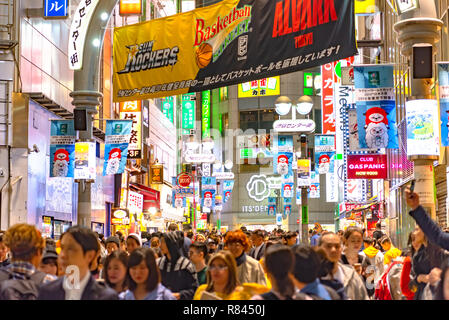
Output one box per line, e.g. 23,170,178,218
374,261,402,300
0,269,47,300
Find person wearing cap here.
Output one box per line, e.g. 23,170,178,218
105,236,121,255
39,246,59,277
126,233,142,254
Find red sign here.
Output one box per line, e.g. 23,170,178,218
177,173,192,188
347,155,387,179
321,63,335,134
296,219,300,224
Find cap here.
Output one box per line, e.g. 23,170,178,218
42,246,58,260
105,236,120,248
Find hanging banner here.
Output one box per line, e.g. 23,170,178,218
321,63,335,134
223,179,235,203
113,0,357,102
182,93,196,135
202,177,217,209
314,135,336,174
405,99,440,156
202,90,211,138
74,142,96,180
309,171,320,198
274,152,293,176
281,182,294,198
50,120,76,178
103,120,133,176
326,171,338,202
268,204,277,216
354,65,398,149
283,204,292,217
119,101,142,159
162,96,174,123
438,63,449,146
276,135,294,152
355,0,377,14
297,159,311,187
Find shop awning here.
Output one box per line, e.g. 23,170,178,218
129,183,160,211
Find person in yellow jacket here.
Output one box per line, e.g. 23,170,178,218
380,236,402,265
194,250,269,300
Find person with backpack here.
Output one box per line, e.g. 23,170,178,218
0,224,56,300
38,226,118,300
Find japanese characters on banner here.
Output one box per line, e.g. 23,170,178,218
297,159,311,187
354,65,398,149
314,135,336,174
113,0,357,101
238,77,280,98
274,152,293,176
321,63,335,134
103,120,133,176
182,93,196,135
172,177,195,208
119,101,142,159
438,63,449,146
405,99,440,156
223,180,234,203
202,177,217,209
69,0,101,70
50,120,76,178
348,107,360,151
45,0,68,18
326,171,338,202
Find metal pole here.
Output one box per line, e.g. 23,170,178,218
300,134,309,244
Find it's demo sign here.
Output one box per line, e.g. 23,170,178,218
347,155,387,180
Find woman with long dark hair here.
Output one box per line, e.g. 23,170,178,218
103,251,129,294
120,247,175,300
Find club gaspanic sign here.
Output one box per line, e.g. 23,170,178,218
347,154,387,179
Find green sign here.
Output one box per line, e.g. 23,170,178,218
182,93,195,135
304,73,314,96
162,96,174,123
240,148,254,159
301,206,309,224
202,90,211,138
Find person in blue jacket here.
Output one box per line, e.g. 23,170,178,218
405,188,449,251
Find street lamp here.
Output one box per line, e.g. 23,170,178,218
224,160,234,170
296,95,314,115
275,96,293,115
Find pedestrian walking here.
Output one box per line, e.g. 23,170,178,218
341,227,370,276
38,245,59,277
360,236,384,297
372,222,385,251
120,247,175,300
283,231,298,247
318,232,369,300
38,226,118,300
380,236,402,265
157,231,198,300
0,224,56,300
225,230,267,286
105,236,121,255
189,241,208,285
194,250,268,300
251,244,295,300
103,251,129,294
126,233,142,254
249,230,266,261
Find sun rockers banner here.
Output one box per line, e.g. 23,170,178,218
50,120,76,178
103,120,133,176
113,0,357,102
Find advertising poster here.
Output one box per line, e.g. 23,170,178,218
348,108,360,151
119,101,142,158
347,154,387,179
103,120,133,176
281,182,294,198
50,120,75,178
354,65,398,149
202,176,217,209
268,204,276,216
297,159,311,187
113,0,357,102
438,63,449,146
309,171,320,198
274,152,293,176
276,135,293,152
321,63,335,134
314,135,336,174
74,142,96,180
238,77,280,98
223,180,234,203
283,204,292,217
405,99,440,156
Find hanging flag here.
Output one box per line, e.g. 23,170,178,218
274,152,293,176
438,63,449,146
223,180,234,203
268,204,276,216
103,120,132,176
314,135,336,174
202,177,216,209
281,182,294,198
50,120,76,178
354,65,398,149
284,204,292,217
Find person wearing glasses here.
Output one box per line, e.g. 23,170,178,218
193,250,268,300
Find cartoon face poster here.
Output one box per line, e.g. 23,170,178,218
274,152,293,176
103,120,133,176
354,65,398,149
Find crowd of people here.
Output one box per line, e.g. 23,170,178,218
0,189,448,300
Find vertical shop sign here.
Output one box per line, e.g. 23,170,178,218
120,101,142,159
326,171,338,202
202,90,211,138
321,63,335,134
50,120,76,178
103,120,133,176
182,93,196,135
354,65,398,149
438,63,449,146
162,96,174,123
45,0,68,18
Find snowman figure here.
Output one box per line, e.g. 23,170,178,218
277,154,289,176
106,148,122,175
175,197,183,208
283,184,292,198
203,191,213,208
364,107,389,149
52,149,70,177
318,154,331,174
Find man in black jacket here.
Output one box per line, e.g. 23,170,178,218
406,189,449,251
38,226,118,300
157,231,198,300
249,230,266,261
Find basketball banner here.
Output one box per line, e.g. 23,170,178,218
113,0,357,102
